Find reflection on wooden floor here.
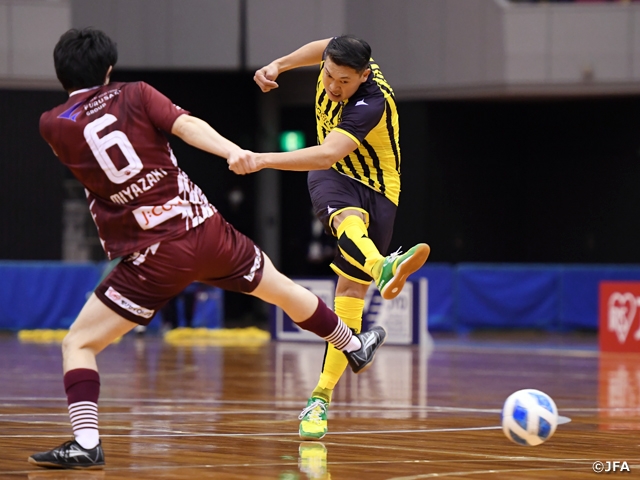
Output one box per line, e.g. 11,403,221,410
1,330,639,479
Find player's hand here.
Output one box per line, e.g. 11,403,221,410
254,63,280,92
227,149,259,175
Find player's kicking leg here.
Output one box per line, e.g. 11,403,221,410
249,254,386,374
335,213,430,300
28,294,137,469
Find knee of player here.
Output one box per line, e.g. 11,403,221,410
61,331,77,356
61,329,96,355
332,210,365,232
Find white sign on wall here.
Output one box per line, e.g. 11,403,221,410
273,278,428,346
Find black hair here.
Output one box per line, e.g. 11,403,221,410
53,28,118,92
325,35,371,73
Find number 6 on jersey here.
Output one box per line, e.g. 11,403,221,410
84,113,143,184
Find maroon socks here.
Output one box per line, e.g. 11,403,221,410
296,297,358,351
64,368,100,449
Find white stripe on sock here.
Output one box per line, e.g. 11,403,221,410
324,321,352,351
327,324,350,343
68,401,97,413
68,401,99,450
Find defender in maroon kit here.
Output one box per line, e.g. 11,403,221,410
29,28,386,470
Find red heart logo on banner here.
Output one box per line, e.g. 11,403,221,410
608,292,638,344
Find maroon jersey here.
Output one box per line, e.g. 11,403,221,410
40,81,215,259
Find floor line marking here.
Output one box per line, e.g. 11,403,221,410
2,454,625,477
387,465,593,479
0,425,503,439
433,344,598,357
0,462,594,477
2,453,624,473
0,398,634,414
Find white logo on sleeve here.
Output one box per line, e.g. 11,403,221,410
105,286,154,319
327,206,337,214
355,99,368,106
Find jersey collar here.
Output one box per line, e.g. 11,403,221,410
69,86,101,97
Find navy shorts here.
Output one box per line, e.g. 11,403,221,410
94,212,264,325
308,168,397,284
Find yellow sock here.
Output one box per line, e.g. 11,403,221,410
314,296,365,394
309,386,333,404
371,258,384,281
336,216,383,275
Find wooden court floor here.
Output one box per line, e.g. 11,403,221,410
1,330,639,479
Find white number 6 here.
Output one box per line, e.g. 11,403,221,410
83,113,143,184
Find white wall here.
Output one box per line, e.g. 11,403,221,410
634,8,640,79
71,0,240,69
504,5,548,83
500,2,640,97
0,0,70,88
246,0,345,68
549,5,630,82
3,0,640,97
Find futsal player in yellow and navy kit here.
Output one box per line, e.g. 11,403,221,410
230,35,430,440
29,28,387,470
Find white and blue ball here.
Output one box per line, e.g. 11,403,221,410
501,389,558,446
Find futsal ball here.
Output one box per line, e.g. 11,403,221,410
501,389,558,446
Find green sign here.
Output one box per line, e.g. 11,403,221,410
279,131,305,152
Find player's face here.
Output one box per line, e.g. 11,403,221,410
322,57,370,103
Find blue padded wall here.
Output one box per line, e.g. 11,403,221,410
0,262,222,331
0,261,100,330
4,262,640,332
457,265,562,330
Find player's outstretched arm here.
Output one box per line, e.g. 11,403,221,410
228,130,356,175
171,114,247,160
254,38,331,93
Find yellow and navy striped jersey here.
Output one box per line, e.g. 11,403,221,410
315,58,401,205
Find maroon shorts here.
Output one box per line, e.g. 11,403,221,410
94,213,264,325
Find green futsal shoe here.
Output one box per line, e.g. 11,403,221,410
298,397,328,440
375,243,430,300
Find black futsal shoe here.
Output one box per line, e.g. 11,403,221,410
28,440,105,470
344,326,387,374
